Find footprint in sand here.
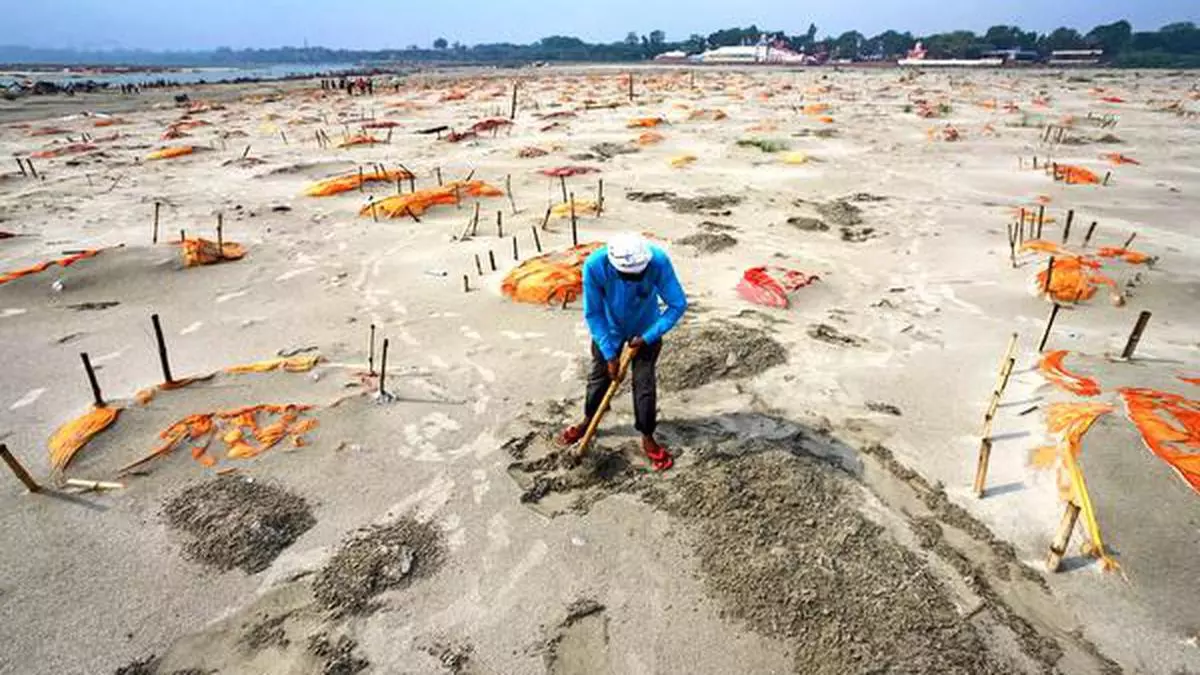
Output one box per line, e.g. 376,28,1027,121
1,308,28,319
9,388,46,410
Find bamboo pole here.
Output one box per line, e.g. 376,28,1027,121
574,345,635,457
1121,311,1152,360
0,444,40,493
973,333,1018,498
1046,502,1081,572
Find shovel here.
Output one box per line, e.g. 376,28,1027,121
573,344,635,457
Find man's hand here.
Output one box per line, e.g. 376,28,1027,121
628,336,646,353
607,359,620,380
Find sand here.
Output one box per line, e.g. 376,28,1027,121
1,64,1198,674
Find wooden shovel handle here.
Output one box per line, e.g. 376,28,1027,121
574,344,635,456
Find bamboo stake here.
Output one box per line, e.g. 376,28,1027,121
559,175,568,203
152,201,160,244
541,205,552,231
368,324,376,375
1121,311,1152,360
973,334,1018,498
1121,232,1137,250
216,213,224,259
488,250,497,272
1083,221,1098,248
26,159,38,178
569,192,578,246
506,174,517,214
15,158,26,176
0,444,40,493
1043,256,1055,296
496,211,503,238
151,314,174,384
1038,304,1061,353
80,352,104,407
531,226,542,253
378,338,389,398
1046,502,1081,572
435,166,443,186
597,178,604,215
512,235,519,260
1062,209,1074,244
462,274,470,293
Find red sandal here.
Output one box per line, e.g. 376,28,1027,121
642,437,674,472
556,424,587,447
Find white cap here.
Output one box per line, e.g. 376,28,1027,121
607,233,652,274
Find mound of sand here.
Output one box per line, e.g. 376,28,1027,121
312,517,446,617
162,477,315,574
641,450,1008,674
659,319,787,391
676,231,738,254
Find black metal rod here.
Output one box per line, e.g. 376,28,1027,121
151,313,174,383
378,338,389,397
80,352,104,407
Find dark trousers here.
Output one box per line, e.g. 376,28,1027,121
585,340,662,436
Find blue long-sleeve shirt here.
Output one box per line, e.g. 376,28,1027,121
582,244,688,361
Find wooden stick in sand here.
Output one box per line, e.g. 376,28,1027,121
280,130,288,145
510,81,519,120
151,314,174,384
1062,209,1074,244
541,205,552,231
512,235,519,261
574,345,635,457
471,203,480,236
0,444,40,493
1036,205,1045,238
531,226,542,253
1046,501,1081,572
152,201,161,244
1082,221,1098,248
1121,232,1137,250
1037,304,1061,353
559,176,568,203
26,159,38,179
569,193,578,246
1006,223,1017,268
216,213,224,259
1121,311,1152,360
435,167,443,186
1103,171,1111,186
80,352,105,407
506,174,517,214
496,211,503,238
462,274,470,293
369,197,378,222
358,167,364,192
1043,256,1055,297
404,206,420,223
474,254,483,275
242,145,251,159
15,158,26,176
378,338,389,398
973,333,1018,498
368,324,376,375
488,250,497,272
597,179,604,215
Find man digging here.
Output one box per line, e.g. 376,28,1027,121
558,233,688,471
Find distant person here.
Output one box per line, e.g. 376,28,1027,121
557,233,687,471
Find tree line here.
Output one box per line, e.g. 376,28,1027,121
2,20,1198,68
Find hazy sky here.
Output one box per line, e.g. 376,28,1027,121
3,0,1196,51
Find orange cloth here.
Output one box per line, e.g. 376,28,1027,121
502,243,602,305
0,249,100,286
636,132,664,145
48,406,120,473
1038,350,1101,397
1052,164,1100,185
146,146,194,160
337,134,380,148
1031,402,1117,569
363,180,503,219
1019,239,1070,256
304,168,413,197
1096,247,1151,265
119,404,316,474
1119,388,1200,494
1100,152,1139,166
1035,256,1115,303
626,117,665,128
224,355,321,374
30,143,96,159
180,238,246,267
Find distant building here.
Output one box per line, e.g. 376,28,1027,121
984,48,1040,64
898,41,1004,67
653,50,689,63
697,35,808,65
1048,49,1103,66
